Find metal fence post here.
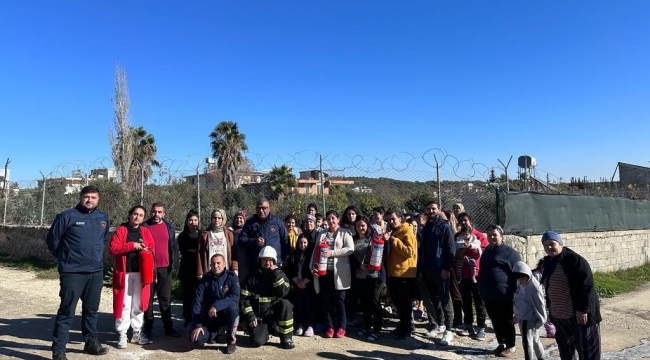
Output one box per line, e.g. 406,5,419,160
495,186,501,226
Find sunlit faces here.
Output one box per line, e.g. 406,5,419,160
305,219,315,232
211,212,223,227
409,220,418,235
425,203,439,219
298,237,309,251
452,205,462,215
307,206,317,216
150,206,165,223
316,218,324,228
543,240,563,257
326,213,340,230
285,218,296,230
347,210,357,223
129,208,146,227
260,257,275,269
211,254,226,274
458,215,473,232
486,229,503,247
186,215,199,231
234,215,245,227
372,211,384,224
80,192,99,211
387,213,401,230
256,201,270,220
356,219,369,237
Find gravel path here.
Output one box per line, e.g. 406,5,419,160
0,266,648,359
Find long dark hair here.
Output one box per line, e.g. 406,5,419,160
182,209,200,234
340,205,361,229
353,216,372,240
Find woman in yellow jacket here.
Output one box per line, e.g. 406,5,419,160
384,209,418,339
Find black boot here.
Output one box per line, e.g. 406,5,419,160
52,353,68,360
84,336,109,356
280,334,295,350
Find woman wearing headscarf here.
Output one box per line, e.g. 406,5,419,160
230,210,248,282
197,209,239,278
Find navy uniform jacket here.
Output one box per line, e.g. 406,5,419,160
238,214,289,266
192,269,240,328
46,203,110,273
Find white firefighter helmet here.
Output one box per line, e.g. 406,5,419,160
258,246,277,263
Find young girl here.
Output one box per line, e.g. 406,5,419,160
177,210,200,330
532,257,556,338
285,214,302,251
513,261,547,360
286,234,316,337
350,216,385,341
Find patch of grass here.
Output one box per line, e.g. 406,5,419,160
594,263,650,298
0,253,59,279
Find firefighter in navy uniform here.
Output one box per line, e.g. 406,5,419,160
240,246,295,349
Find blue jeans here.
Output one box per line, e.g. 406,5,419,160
52,271,103,354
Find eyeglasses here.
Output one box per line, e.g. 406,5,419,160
257,206,269,210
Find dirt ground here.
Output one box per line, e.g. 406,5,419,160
0,266,648,360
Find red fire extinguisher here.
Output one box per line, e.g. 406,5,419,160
313,237,329,277
365,234,385,271
139,248,155,284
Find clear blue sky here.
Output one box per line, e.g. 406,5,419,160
1,1,649,185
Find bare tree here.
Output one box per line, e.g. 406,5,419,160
109,63,134,186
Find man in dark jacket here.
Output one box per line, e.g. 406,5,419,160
419,201,456,345
142,202,179,341
46,185,110,360
191,254,240,354
541,231,601,360
241,246,295,349
238,199,290,271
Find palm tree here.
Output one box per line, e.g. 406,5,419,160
209,121,248,191
129,126,160,190
266,165,296,201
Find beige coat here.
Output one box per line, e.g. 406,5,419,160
310,227,354,292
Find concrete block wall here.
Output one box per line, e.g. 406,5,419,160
503,230,650,273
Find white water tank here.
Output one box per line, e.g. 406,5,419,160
518,155,536,169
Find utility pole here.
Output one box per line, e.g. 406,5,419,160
2,158,10,224
39,171,46,226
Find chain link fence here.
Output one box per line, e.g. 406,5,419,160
1,150,504,231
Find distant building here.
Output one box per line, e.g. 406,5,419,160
185,170,265,190
89,168,117,181
618,162,650,190
296,170,354,195
38,176,86,194
351,186,373,193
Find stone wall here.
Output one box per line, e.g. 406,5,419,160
2,225,649,273
503,229,650,273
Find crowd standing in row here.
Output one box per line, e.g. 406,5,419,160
45,185,602,360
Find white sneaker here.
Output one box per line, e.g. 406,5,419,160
425,325,445,338
117,334,127,349
440,330,453,346
131,331,140,344
294,327,304,336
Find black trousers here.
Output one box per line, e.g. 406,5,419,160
52,271,103,354
179,260,199,326
485,300,516,348
291,283,315,326
459,279,486,327
358,277,383,333
193,303,240,346
416,274,440,327
251,299,294,338
320,271,347,329
386,277,416,332
450,270,463,326
144,267,173,332
551,316,601,360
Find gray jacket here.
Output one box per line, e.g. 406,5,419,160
513,261,547,328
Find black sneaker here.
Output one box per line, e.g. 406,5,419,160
52,353,68,360
225,343,236,354
165,328,182,338
84,336,109,356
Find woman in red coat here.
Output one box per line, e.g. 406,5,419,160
109,205,155,349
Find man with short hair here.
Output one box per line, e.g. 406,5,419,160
142,202,180,342
46,185,110,360
240,246,295,349
420,201,456,346
238,199,290,272
191,254,240,354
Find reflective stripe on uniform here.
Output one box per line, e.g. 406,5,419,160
241,289,252,296
273,277,286,287
259,296,277,303
243,306,253,314
278,318,294,327
278,325,294,335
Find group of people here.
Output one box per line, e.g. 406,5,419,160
45,185,602,360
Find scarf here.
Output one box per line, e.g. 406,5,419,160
211,209,227,232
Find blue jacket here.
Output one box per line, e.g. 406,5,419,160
477,243,521,302
192,269,240,328
46,203,110,273
238,214,289,268
143,218,176,269
419,216,456,272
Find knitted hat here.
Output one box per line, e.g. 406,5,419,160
541,231,562,245
235,210,247,219
305,214,316,223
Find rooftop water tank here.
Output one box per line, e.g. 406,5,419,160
518,155,536,169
